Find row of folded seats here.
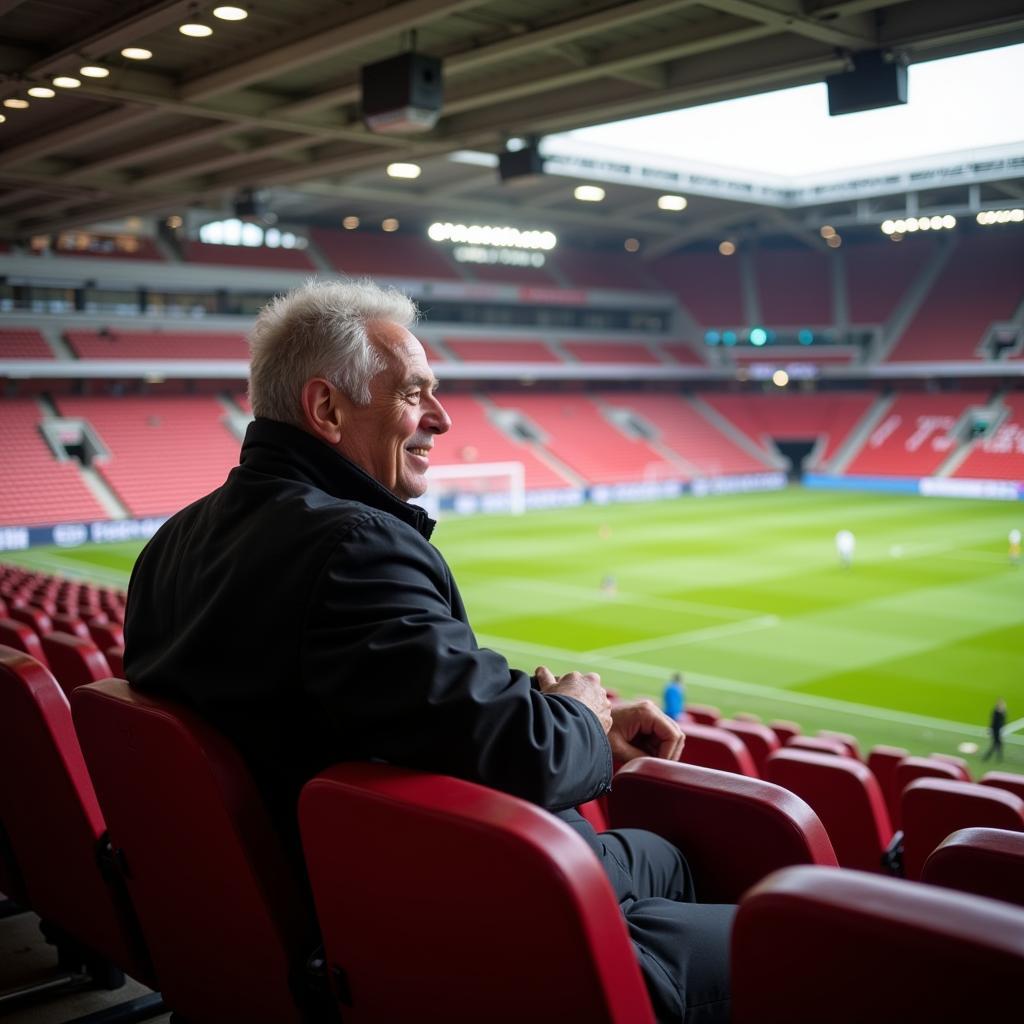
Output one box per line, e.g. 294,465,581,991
1,576,1023,1019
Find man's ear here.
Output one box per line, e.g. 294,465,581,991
300,378,345,444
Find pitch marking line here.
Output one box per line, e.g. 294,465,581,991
3,550,130,587
1004,716,1024,736
477,631,1023,745
581,615,780,659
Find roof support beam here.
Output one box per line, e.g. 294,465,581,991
699,1,878,48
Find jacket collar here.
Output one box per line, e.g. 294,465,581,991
239,417,435,540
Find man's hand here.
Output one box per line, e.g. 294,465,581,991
607,700,685,763
535,665,612,734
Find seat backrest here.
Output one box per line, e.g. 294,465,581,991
685,703,720,725
9,603,53,637
105,645,125,678
732,711,761,723
928,753,971,780
764,748,892,872
0,646,154,983
785,735,848,758
817,730,861,759
895,757,963,833
767,719,801,745
866,744,910,825
300,762,655,1024
609,758,837,903
922,827,1024,907
0,617,48,668
88,619,125,651
676,721,758,777
51,613,91,640
981,771,1024,802
71,679,311,1023
901,778,1024,880
732,865,1024,1022
717,720,779,775
40,631,110,698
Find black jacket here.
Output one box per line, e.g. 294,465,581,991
125,417,612,846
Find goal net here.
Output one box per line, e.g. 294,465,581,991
421,461,526,518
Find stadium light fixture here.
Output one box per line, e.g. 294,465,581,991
53,76,81,88
574,185,605,202
427,222,557,250
121,47,153,60
977,208,1024,225
180,21,213,37
0,114,5,124
80,65,110,78
3,97,29,109
718,240,736,256
386,162,421,179
657,194,687,211
342,216,360,229
213,5,249,19
820,225,836,239
750,327,768,346
382,218,400,232
772,369,790,387
624,237,640,252
27,86,56,98
826,234,842,248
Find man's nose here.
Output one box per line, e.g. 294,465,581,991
424,395,451,434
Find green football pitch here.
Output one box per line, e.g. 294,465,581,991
6,487,1023,773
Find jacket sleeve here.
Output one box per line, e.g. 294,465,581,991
301,511,612,811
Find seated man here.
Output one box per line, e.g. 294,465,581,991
124,280,733,1023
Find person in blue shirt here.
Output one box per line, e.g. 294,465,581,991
664,672,686,720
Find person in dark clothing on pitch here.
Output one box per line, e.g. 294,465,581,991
124,279,734,1023
982,698,1008,762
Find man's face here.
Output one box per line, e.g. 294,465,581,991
335,320,451,501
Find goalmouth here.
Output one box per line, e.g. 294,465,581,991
421,461,527,518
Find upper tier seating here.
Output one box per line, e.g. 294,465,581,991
0,398,107,527
429,394,573,490
885,233,1024,361
56,395,240,518
467,260,561,285
0,327,54,360
182,240,316,271
562,341,662,365
44,237,166,261
615,392,770,476
65,329,248,360
649,251,744,325
659,342,706,366
752,248,833,325
703,392,873,467
443,338,561,363
845,391,990,476
556,247,659,291
954,392,1024,481
490,393,678,484
727,347,857,365
310,228,462,280
845,236,937,324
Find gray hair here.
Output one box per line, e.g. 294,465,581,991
247,278,418,425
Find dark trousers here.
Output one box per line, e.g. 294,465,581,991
982,730,1003,761
558,810,734,1024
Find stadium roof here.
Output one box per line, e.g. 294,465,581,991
1,0,1023,252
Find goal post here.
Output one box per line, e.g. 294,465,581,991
422,461,526,518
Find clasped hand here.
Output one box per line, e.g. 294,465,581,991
535,665,684,763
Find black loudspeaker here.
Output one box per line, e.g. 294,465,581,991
233,188,265,222
826,50,907,116
498,144,545,184
362,51,443,134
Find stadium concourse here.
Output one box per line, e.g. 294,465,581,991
3,0,1024,1021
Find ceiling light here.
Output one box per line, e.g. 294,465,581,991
342,216,360,229
574,185,604,202
3,98,29,109
0,114,5,124
881,220,895,234
53,76,81,88
213,5,248,19
80,65,110,78
180,21,214,37
718,240,736,256
773,370,789,388
27,86,56,98
166,215,183,229
624,238,640,252
121,47,153,60
657,194,687,211
381,218,400,232
386,162,421,179
826,234,842,248
820,225,836,239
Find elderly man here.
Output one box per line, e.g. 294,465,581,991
124,279,733,1023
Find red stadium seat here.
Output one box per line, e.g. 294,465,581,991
981,771,1024,802
608,758,838,903
716,719,780,775
817,729,861,759
767,719,801,745
866,744,909,825
71,679,317,1024
894,756,964,832
928,752,971,780
901,778,1024,880
0,646,160,999
731,711,761,723
0,617,48,668
785,735,848,758
922,827,1024,907
301,762,657,1024
9,604,53,638
764,748,893,873
88,619,125,652
50,613,91,640
685,703,720,725
732,865,1024,1022
105,646,125,678
40,632,110,698
675,721,758,777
